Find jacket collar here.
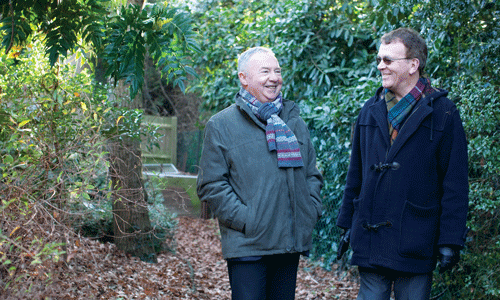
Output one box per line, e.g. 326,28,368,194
369,86,448,160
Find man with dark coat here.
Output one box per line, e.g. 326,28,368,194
336,28,469,300
197,47,323,300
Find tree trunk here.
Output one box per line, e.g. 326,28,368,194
108,134,157,263
93,0,157,263
97,60,157,263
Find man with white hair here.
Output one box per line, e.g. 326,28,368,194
197,47,323,300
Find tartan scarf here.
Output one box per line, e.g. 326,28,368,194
386,77,432,144
239,88,304,168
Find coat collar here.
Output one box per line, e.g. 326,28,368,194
369,86,447,161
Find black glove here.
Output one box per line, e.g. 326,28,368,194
438,246,460,273
336,228,351,260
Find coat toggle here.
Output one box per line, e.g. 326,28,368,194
370,162,400,172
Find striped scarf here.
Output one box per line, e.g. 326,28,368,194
386,77,431,144
239,88,304,168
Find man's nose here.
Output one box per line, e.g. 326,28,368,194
269,71,279,81
377,60,387,70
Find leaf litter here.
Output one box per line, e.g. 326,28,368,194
2,217,359,299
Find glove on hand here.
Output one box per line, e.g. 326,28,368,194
336,228,351,260
438,246,460,273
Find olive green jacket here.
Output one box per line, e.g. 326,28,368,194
197,93,323,259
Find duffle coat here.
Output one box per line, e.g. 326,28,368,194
197,93,323,259
337,86,469,274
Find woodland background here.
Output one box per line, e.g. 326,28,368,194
0,0,499,299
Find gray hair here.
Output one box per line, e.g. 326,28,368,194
237,47,275,74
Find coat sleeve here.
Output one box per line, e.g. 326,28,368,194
437,107,469,247
336,114,363,229
196,119,248,232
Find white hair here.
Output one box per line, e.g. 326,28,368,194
237,47,275,74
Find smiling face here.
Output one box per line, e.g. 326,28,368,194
238,51,283,103
377,41,420,100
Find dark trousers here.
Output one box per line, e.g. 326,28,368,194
357,267,433,300
227,253,300,300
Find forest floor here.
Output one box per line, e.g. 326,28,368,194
4,216,360,299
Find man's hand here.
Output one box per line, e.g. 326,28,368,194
336,228,351,260
438,246,460,273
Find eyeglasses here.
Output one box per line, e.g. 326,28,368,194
376,56,411,65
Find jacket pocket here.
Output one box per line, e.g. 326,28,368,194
296,194,320,244
350,197,365,254
399,201,439,259
244,205,257,238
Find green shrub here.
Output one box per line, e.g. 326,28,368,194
144,178,178,253
0,37,111,292
0,37,181,293
301,77,380,268
430,77,500,299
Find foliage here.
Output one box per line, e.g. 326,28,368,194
268,0,377,100
0,32,183,294
369,0,500,87
302,77,380,267
102,2,200,99
430,77,500,299
0,0,201,100
417,0,499,87
144,177,179,252
188,0,263,113
0,0,199,294
0,37,112,292
0,0,107,66
190,0,378,115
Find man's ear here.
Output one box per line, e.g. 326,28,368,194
410,58,420,76
238,71,248,86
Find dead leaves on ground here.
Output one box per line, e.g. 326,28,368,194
3,217,359,299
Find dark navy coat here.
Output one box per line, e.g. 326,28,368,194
337,87,469,274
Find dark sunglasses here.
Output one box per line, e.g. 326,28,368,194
376,56,411,65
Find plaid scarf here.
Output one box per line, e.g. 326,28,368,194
386,77,433,144
239,88,304,168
